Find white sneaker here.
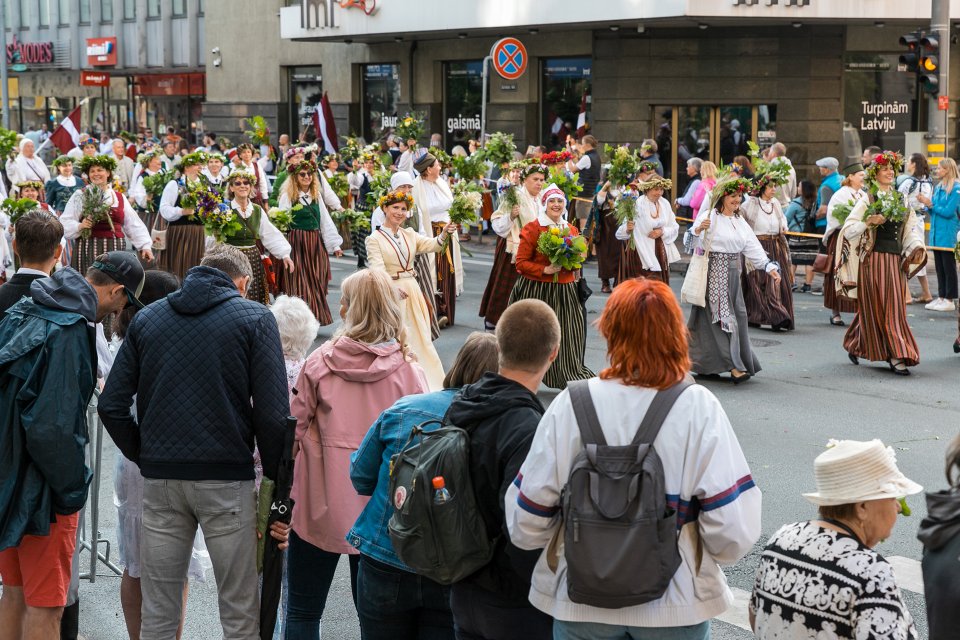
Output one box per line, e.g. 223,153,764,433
935,299,956,311
925,298,942,310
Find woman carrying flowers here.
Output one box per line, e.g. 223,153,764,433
687,175,782,384
61,154,154,275
347,150,379,268
158,151,209,279
615,176,679,286
822,162,866,326
508,183,594,389
217,169,294,305
838,151,926,376
740,172,794,331
276,159,343,325
128,149,166,224
479,162,545,330
365,190,455,390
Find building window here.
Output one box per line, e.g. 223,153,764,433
443,61,483,151
58,0,69,24
289,67,323,139
123,0,133,19
541,57,591,150
79,0,90,23
172,0,184,16
17,0,27,27
361,63,401,142
147,0,159,18
100,0,111,21
39,0,49,25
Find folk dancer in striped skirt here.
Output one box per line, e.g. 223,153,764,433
823,163,866,326
509,183,594,389
217,169,294,306
615,176,679,286
276,159,343,325
158,151,209,281
412,152,463,328
836,151,926,376
365,190,455,391
347,152,379,269
740,172,795,331
479,162,545,330
687,176,782,384
593,181,626,293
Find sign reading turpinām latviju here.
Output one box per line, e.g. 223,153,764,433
860,100,908,134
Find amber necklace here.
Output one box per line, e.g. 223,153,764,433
759,197,774,215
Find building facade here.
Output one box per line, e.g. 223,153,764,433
204,0,960,194
4,0,205,140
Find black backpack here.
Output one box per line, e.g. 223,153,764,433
560,379,691,608
387,420,495,584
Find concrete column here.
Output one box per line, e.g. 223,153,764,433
186,0,198,68
160,0,172,68
50,0,60,33
135,0,146,68
90,0,102,36
69,0,80,70
113,0,125,71
9,0,21,35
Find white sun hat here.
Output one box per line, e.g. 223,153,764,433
802,439,923,506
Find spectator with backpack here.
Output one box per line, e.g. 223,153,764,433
347,332,500,640
506,278,761,640
441,300,560,640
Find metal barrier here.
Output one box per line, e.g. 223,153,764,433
79,389,122,583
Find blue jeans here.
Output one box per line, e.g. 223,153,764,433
284,530,359,640
356,555,454,640
553,620,709,640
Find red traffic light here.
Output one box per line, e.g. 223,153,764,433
899,34,919,49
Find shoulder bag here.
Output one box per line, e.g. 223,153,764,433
680,216,711,307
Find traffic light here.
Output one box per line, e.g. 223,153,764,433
899,32,921,73
919,34,940,95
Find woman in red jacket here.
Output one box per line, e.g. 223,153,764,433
508,183,594,389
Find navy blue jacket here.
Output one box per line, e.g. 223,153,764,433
98,265,289,482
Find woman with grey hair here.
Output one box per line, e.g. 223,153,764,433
675,157,702,218
270,295,320,393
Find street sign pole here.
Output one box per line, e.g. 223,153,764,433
0,0,10,130
930,0,949,156
480,54,491,143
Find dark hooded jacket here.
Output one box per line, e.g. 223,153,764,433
98,265,288,482
443,372,545,604
918,489,960,640
0,268,97,551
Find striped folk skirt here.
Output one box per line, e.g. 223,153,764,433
72,236,127,276
413,254,441,341
509,276,594,389
843,250,919,366
279,229,333,326
158,224,206,282
238,245,270,306
823,233,858,314
741,235,794,330
479,236,519,328
595,209,622,282
137,206,159,236
351,225,370,267
432,222,457,326
616,237,669,286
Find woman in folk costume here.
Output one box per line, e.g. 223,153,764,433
365,190,456,390
61,155,154,275
740,172,795,331
128,150,166,225
837,151,926,376
509,183,594,389
412,151,463,328
45,156,83,215
158,151,209,280
687,175,782,384
215,169,294,305
615,176,680,286
823,162,865,326
479,162,545,330
236,142,270,205
202,153,230,193
276,159,343,325
8,138,51,190
347,151,379,269
593,178,629,294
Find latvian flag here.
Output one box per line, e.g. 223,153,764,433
50,105,82,153
313,92,339,156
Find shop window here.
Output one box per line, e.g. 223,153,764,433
542,57,591,150
843,53,914,158
100,0,111,22
39,0,49,26
443,61,483,151
172,0,184,16
79,0,90,23
289,66,323,138
123,0,134,19
147,0,159,18
361,63,401,143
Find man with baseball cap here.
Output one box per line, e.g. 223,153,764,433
815,157,841,234
0,253,142,640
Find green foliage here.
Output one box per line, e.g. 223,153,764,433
452,153,486,182
0,128,18,159
604,144,640,188
547,166,583,202
612,193,638,249
479,132,516,167
1,197,40,226
267,206,295,233
79,186,114,239
244,116,271,146
332,208,371,233
866,190,908,225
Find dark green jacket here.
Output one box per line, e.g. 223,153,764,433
0,269,97,550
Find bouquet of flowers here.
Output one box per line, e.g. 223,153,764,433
832,201,855,227
866,190,908,225
177,179,209,215
0,127,18,159
480,132,516,167
244,116,271,146
452,153,486,182
604,144,640,188
548,166,583,202
332,208,371,234
326,172,350,205
340,135,364,165
141,171,170,211
747,140,791,184
612,193,639,249
443,181,483,252
1,197,39,227
499,181,520,211
394,113,425,143
540,150,573,166
365,170,394,209
536,226,588,281
195,188,242,243
79,186,114,239
267,206,295,233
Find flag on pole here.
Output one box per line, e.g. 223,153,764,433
576,90,589,138
313,93,339,155
50,105,82,153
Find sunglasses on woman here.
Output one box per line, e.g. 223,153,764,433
233,180,251,186
297,171,312,177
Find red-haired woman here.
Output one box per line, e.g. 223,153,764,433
509,183,593,389
687,176,782,384
506,278,761,639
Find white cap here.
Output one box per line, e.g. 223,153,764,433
802,439,922,506
390,171,414,190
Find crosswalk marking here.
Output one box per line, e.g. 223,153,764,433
718,556,924,632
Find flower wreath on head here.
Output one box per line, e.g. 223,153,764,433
638,177,673,194
750,172,787,197
52,155,74,168
866,150,904,181
206,152,227,163
16,180,44,192
78,154,117,175
379,190,415,210
227,168,257,185
637,160,659,175
176,151,208,171
710,175,752,211
284,146,307,162
289,159,318,176
507,159,528,172
136,148,163,166
322,154,339,165
80,137,98,149
520,163,548,180
360,151,380,166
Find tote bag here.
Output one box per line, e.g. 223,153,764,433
680,218,711,307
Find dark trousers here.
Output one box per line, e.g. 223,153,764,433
934,250,958,299
356,555,454,640
285,530,360,640
450,581,553,640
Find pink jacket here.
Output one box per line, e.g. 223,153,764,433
690,177,717,215
290,337,429,553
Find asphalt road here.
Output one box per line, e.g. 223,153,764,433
63,236,958,639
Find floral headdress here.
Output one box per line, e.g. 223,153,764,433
709,174,751,210
284,146,306,162
207,152,227,163
521,163,548,180
508,159,528,172
227,168,257,184
289,159,318,175
51,155,73,168
637,160,659,175
236,142,256,153
379,189,415,210
866,150,904,181
176,151,208,171
80,137,98,149
78,154,117,175
638,177,673,193
322,154,339,165
750,172,787,197
16,180,44,192
137,148,163,166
